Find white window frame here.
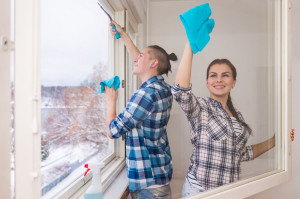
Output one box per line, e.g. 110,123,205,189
13,0,128,198
0,0,12,198
10,0,292,198
185,0,293,198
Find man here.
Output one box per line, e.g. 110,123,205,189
104,21,177,198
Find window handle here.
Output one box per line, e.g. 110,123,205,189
122,80,126,88
290,129,295,141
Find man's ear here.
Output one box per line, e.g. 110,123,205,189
150,59,159,68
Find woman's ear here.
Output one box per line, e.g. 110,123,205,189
232,80,236,88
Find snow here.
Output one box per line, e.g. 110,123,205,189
42,142,111,197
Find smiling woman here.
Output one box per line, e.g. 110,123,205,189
172,42,275,196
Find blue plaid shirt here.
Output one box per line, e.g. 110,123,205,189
109,75,173,192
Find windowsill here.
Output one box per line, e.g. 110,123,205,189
68,157,127,199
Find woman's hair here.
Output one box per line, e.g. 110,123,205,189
147,45,178,76
207,59,252,134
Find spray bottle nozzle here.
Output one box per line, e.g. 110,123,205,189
84,163,90,176
84,162,105,199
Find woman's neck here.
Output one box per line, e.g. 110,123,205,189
210,95,233,117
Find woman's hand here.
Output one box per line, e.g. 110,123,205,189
269,134,275,148
252,134,275,158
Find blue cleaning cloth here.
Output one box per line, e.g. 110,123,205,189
180,3,215,54
99,76,120,93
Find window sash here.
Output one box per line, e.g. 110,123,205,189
186,0,292,198
12,0,292,198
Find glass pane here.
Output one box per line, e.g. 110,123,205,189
40,0,112,197
147,0,282,198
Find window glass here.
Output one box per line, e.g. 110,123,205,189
147,0,282,198
40,0,112,196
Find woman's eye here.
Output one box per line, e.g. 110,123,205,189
210,75,216,77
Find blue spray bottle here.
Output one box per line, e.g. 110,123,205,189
84,162,105,199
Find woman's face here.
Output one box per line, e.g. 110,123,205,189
206,63,236,99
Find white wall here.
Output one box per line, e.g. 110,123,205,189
149,0,283,196
248,0,300,198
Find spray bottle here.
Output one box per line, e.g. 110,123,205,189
84,162,105,199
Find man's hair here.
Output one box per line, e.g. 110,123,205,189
147,45,178,76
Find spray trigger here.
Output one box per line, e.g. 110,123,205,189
84,163,90,176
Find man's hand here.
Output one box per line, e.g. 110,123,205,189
104,86,118,139
110,20,124,38
104,86,118,104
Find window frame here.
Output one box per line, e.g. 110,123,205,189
11,0,292,198
13,0,128,198
185,0,292,198
0,0,12,198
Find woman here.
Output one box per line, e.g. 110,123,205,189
172,42,275,197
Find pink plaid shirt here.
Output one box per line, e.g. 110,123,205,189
172,84,254,190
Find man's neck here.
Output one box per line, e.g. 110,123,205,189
139,73,159,84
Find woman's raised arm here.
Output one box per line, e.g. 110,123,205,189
175,41,194,88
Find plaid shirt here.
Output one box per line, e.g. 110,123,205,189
172,84,254,190
109,75,173,192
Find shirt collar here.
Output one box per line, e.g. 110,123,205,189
207,97,223,108
140,75,164,89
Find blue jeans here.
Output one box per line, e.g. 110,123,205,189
182,179,204,197
130,184,172,199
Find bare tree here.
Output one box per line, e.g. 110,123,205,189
42,62,109,156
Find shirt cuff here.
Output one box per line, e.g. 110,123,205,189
172,83,192,92
109,119,119,139
247,145,254,160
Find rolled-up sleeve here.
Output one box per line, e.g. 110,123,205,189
241,145,254,161
109,89,154,139
171,84,201,118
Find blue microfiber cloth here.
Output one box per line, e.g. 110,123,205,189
180,3,215,54
99,76,120,93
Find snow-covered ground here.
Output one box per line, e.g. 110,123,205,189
41,142,110,196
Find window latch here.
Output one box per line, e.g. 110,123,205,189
0,35,14,51
290,129,295,141
1,35,9,51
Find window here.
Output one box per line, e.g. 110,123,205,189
39,0,125,198
11,0,126,198
5,0,291,198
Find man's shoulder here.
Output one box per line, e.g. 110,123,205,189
144,80,171,92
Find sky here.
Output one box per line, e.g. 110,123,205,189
41,0,110,86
